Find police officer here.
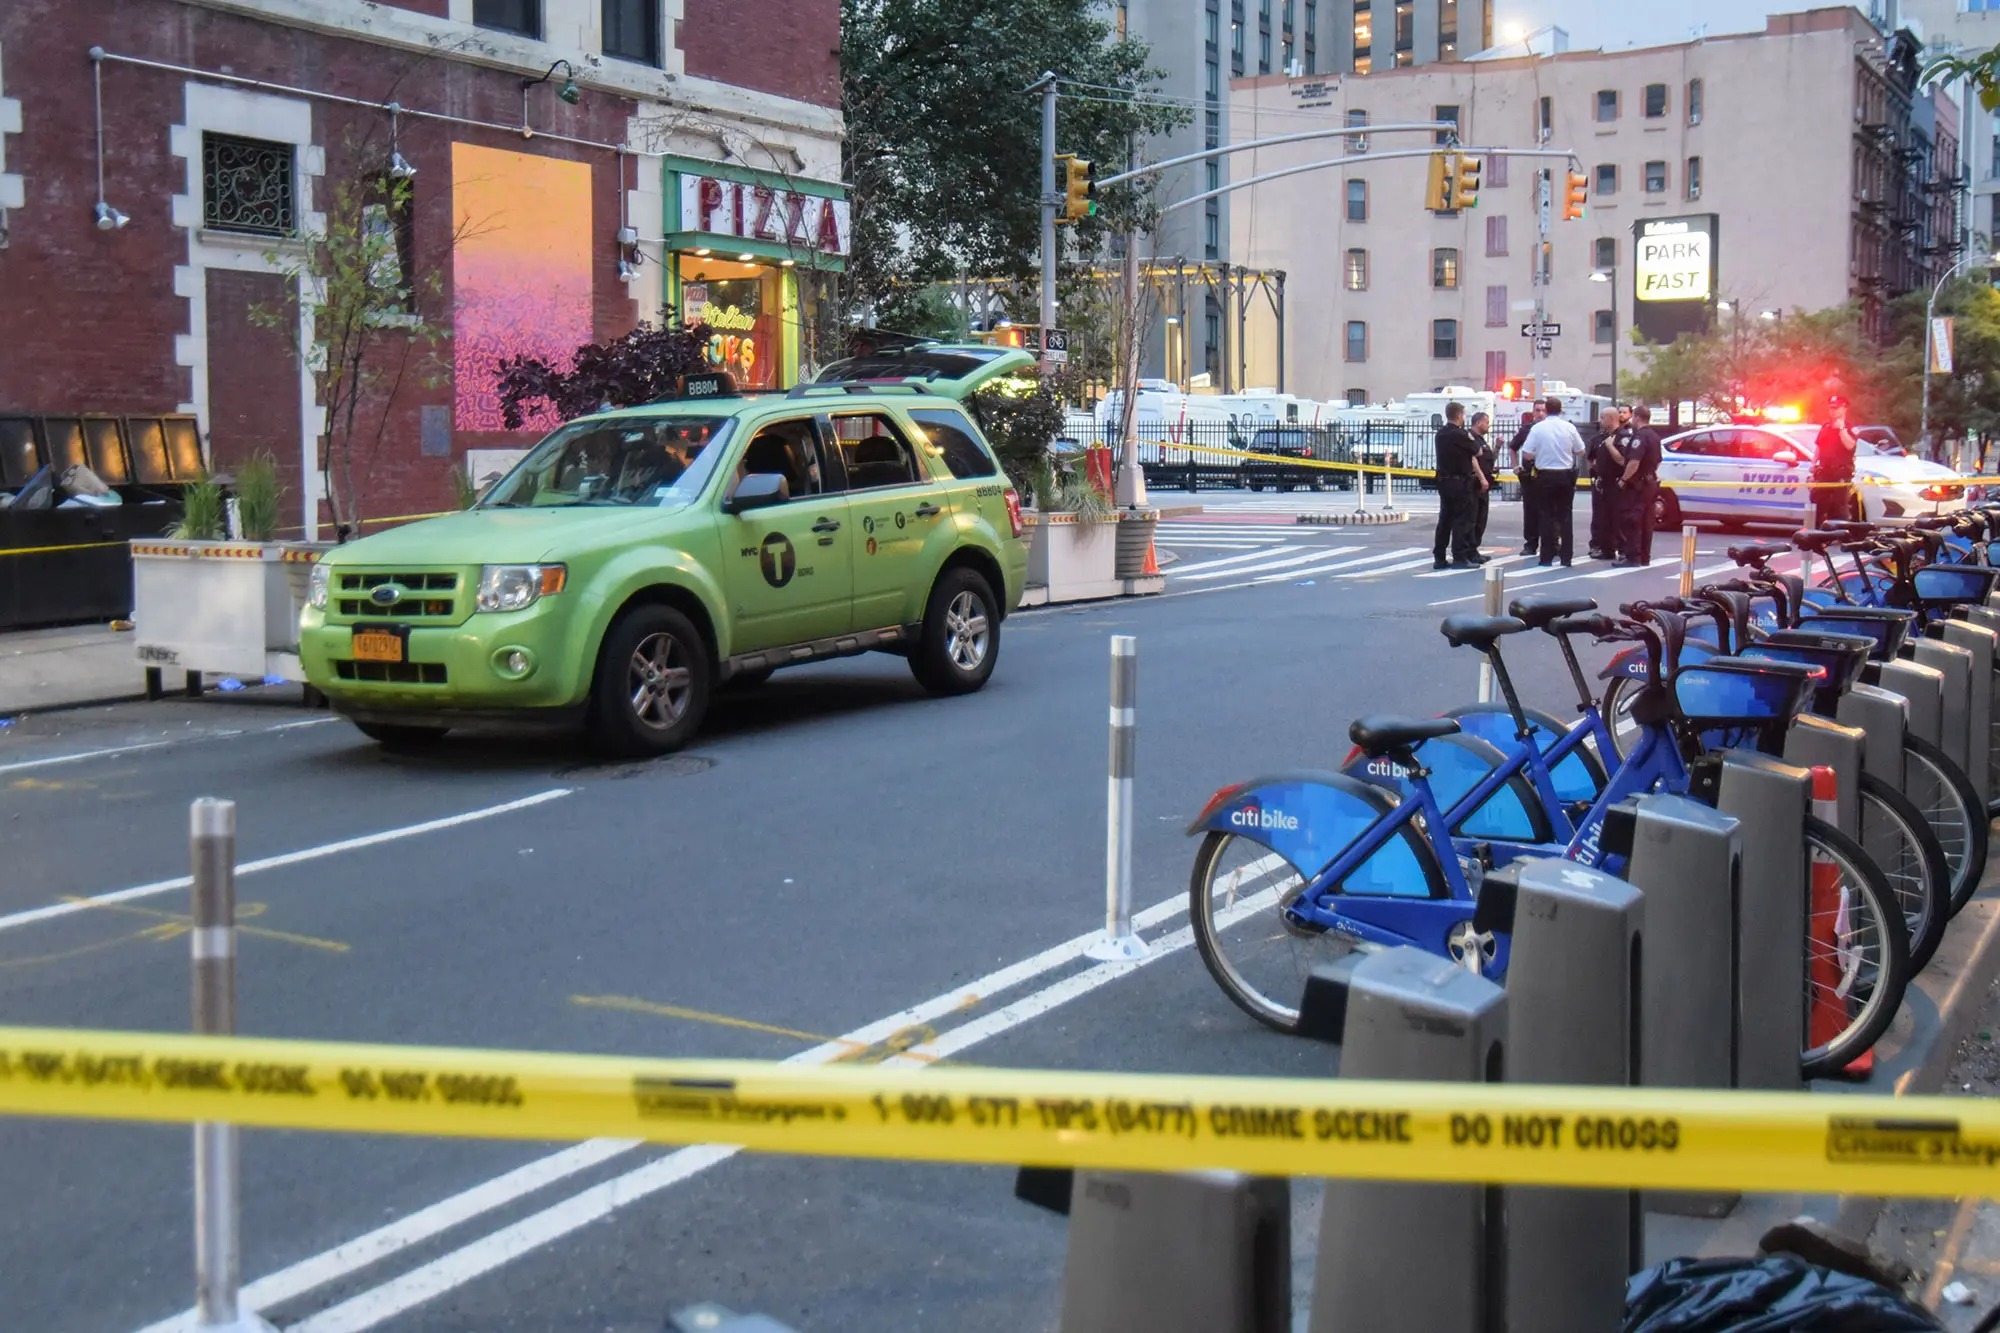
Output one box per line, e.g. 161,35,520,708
1813,399,1859,527
1509,402,1545,555
1519,397,1586,566
1614,405,1663,565
1470,411,1499,550
1431,402,1485,569
1586,405,1626,560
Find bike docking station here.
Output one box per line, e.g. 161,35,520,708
1873,655,1946,753
1783,715,1865,839
1938,616,1997,807
1912,635,1977,784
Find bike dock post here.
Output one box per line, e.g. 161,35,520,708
1474,857,1643,1330
1874,658,1946,754
188,798,277,1333
1087,635,1148,963
1607,793,1742,1217
1912,637,1976,785
1711,752,1812,1092
1936,620,1995,806
1837,682,1910,790
1784,715,1865,839
1300,948,1506,1333
1679,524,1698,598
1029,1169,1290,1333
1477,566,1504,703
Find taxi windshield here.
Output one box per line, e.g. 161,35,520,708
480,416,734,509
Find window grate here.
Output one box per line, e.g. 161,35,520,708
201,133,295,237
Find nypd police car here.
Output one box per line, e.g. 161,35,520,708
1653,422,1977,529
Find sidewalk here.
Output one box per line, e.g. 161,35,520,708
0,623,149,714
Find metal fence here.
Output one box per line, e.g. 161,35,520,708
1058,416,1531,496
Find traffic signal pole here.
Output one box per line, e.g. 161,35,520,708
1038,72,1058,344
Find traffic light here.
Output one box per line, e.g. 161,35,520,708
1424,151,1453,212
1562,170,1589,221
1453,153,1482,209
1058,155,1096,222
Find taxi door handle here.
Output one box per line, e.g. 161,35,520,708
812,518,842,533
914,503,942,518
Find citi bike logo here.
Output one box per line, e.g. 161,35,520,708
1230,804,1300,832
1364,759,1410,781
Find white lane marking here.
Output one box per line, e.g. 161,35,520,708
284,888,1265,1333
1177,548,1345,581
1253,547,1426,582
1413,553,1528,581
136,882,1211,1333
0,717,337,776
1333,554,1442,580
1584,556,1681,580
1156,540,1272,551
0,790,573,935
1173,544,1360,578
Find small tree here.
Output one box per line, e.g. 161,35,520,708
494,320,715,428
974,368,1072,500
260,169,448,539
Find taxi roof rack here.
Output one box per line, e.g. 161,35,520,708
784,379,933,398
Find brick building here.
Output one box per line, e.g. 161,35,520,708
0,0,845,537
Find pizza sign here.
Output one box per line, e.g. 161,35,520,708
681,177,850,257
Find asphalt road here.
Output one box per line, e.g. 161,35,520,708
0,502,1727,1332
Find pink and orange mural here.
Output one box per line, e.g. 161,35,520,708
452,144,593,432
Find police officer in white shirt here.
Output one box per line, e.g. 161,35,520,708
1518,396,1587,566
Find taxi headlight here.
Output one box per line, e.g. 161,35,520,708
307,563,331,610
476,564,566,613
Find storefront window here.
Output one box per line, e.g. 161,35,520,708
678,257,787,388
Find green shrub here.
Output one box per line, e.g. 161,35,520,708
173,474,227,541
234,454,282,540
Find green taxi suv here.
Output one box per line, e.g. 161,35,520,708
298,348,1033,754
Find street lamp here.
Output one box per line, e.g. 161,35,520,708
1591,267,1618,403
1922,249,2000,454
1164,315,1183,392
1758,309,1780,323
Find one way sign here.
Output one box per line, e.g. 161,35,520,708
1519,321,1562,338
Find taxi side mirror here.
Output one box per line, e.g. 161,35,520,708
723,472,789,514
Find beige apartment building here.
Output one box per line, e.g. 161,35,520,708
1227,7,1959,405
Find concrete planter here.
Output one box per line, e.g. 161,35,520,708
1024,512,1122,603
130,538,333,694
1114,509,1160,579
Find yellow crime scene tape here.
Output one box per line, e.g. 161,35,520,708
0,511,455,560
1144,439,2000,492
3,1025,1999,1197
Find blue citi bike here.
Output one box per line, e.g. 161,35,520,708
1186,598,1906,1078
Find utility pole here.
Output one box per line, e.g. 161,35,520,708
1533,168,1551,400
1037,72,1058,348
1115,130,1146,506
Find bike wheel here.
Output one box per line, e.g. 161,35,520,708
1901,734,1989,915
1190,831,1430,1033
1801,815,1910,1078
1599,674,1643,762
1857,772,1951,971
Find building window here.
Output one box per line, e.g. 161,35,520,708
201,133,295,237
473,0,540,37
1394,3,1414,49
1347,178,1368,222
1594,162,1617,195
1686,155,1702,199
1355,55,1372,75
1346,387,1368,406
1207,159,1221,192
1687,77,1703,124
1207,7,1220,46
1260,27,1272,71
1536,95,1553,142
1345,320,1368,361
1432,318,1459,359
1644,159,1667,193
1432,247,1459,289
1593,235,1616,269
1595,89,1619,123
1644,83,1668,118
1205,210,1220,254
1484,349,1507,391
1440,0,1459,52
1353,7,1371,61
1345,248,1369,290
1485,213,1508,256
1487,152,1508,188
1346,108,1369,152
1434,104,1459,145
1484,284,1507,326
1594,308,1616,344
602,0,660,65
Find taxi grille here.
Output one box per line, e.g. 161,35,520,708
334,660,449,685
336,572,461,620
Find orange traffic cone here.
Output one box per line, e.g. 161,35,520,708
1142,535,1160,576
1806,765,1874,1079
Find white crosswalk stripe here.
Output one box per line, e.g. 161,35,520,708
1167,544,1361,578
1179,547,1363,581
1163,540,1273,550
1334,552,1447,580
1413,553,1530,580
1255,547,1427,581
1583,555,1681,579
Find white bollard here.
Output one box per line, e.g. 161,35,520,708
189,799,277,1333
1088,637,1149,962
1679,523,1698,598
1477,565,1505,703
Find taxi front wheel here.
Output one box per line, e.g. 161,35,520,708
588,604,712,755
910,567,999,696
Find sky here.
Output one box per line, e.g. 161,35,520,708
1498,0,1792,51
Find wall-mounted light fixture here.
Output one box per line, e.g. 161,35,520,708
386,102,416,179
87,47,130,231
520,60,581,137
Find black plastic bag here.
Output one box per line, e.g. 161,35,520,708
1624,1253,1942,1332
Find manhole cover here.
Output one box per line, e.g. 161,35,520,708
555,754,716,780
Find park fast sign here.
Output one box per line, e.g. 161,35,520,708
1631,214,1719,343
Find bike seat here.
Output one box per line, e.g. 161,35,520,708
1439,614,1529,650
1507,594,1597,630
1728,541,1791,565
1348,715,1460,757
1792,528,1848,553
1912,515,1955,531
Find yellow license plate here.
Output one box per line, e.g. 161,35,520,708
351,630,405,663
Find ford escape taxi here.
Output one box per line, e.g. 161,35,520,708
299,355,1032,754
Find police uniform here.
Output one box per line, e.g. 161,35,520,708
1616,425,1662,563
1432,420,1483,567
